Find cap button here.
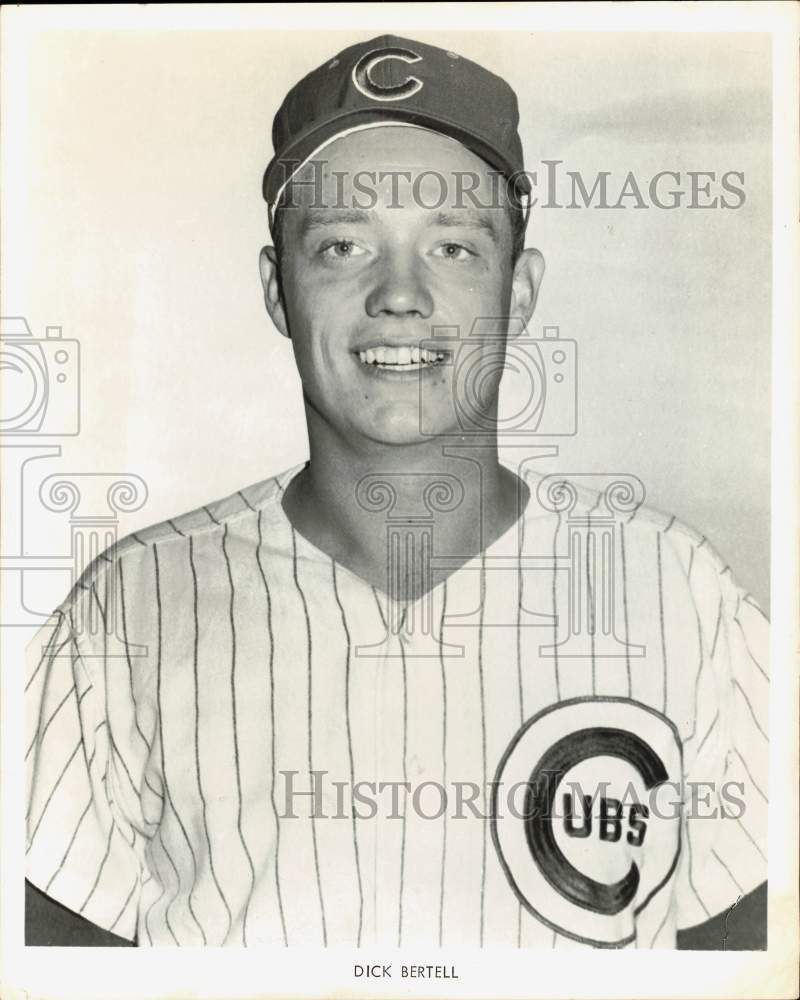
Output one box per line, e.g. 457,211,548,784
446,51,459,59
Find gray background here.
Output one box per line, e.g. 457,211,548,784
17,29,771,608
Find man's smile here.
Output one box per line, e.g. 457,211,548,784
355,344,448,372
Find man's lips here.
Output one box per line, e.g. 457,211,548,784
355,344,448,371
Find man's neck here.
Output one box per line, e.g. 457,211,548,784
281,420,527,601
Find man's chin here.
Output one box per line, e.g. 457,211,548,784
361,425,432,448
358,416,458,449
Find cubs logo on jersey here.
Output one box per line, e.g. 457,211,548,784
492,698,683,947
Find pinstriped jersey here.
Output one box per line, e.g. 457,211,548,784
25,463,768,948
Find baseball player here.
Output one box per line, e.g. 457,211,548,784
26,35,767,950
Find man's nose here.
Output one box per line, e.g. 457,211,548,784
365,253,434,319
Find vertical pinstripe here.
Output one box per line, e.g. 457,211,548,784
110,876,140,933
619,522,632,698
733,679,767,740
649,898,671,947
695,712,719,758
551,512,562,700
330,559,364,947
80,821,116,914
685,825,711,918
733,599,769,681
291,529,328,945
586,512,597,694
44,797,92,892
153,830,182,944
254,511,288,945
685,549,709,742
25,681,76,762
657,533,668,714
91,581,107,633
221,524,257,945
515,506,526,947
516,509,526,722
372,586,388,631
237,490,256,512
25,660,74,832
144,774,164,804
711,850,744,894
25,610,65,693
101,569,144,836
142,844,163,944
153,544,207,944
477,549,488,947
25,622,76,839
144,833,176,944
437,580,448,947
709,596,724,659
734,750,767,803
118,559,154,757
188,536,232,940
736,816,767,860
397,635,409,948
27,741,82,844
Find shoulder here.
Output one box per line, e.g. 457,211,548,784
56,464,302,615
520,466,756,609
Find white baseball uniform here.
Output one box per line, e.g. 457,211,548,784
25,463,768,948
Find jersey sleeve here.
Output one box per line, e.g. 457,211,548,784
25,576,154,941
673,547,769,931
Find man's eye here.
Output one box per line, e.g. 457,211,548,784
320,240,366,259
433,243,474,261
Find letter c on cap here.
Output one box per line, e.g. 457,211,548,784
352,47,423,102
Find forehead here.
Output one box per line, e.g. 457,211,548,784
279,125,508,215
320,125,494,174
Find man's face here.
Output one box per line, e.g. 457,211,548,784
262,127,541,448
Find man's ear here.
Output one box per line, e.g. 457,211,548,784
509,247,546,326
259,246,290,339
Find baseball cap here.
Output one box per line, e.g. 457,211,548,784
262,34,531,209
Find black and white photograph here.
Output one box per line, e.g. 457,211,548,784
2,4,797,999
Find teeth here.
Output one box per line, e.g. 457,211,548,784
357,346,447,367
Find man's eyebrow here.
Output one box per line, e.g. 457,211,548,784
299,208,375,234
293,206,501,239
431,210,500,241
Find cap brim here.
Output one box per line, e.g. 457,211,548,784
263,106,530,205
